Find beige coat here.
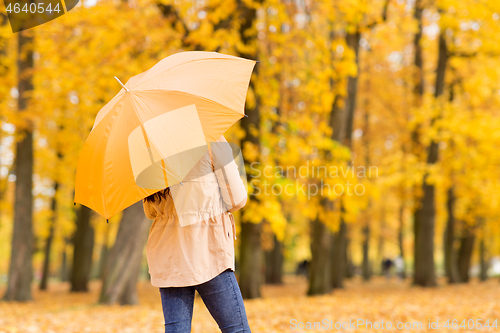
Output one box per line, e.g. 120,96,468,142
143,135,247,287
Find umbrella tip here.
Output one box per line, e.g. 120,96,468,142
243,114,248,117
256,60,260,63
114,76,130,92
180,182,184,186
106,219,109,223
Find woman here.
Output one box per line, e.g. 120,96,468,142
143,134,251,333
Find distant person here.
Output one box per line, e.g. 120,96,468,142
394,255,405,280
296,260,310,278
383,258,393,279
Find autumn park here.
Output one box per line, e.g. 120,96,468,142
1,0,500,331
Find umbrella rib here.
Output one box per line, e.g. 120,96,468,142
138,122,170,188
139,124,156,165
129,93,185,188
91,90,125,132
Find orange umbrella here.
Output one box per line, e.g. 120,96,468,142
74,51,257,220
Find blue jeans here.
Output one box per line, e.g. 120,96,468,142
159,268,252,333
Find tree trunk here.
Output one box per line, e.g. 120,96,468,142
444,187,461,283
235,0,262,299
98,222,110,279
99,201,150,305
60,238,70,282
360,84,374,279
3,30,35,302
413,32,448,288
70,205,94,292
413,176,437,287
40,182,59,290
239,221,263,298
98,244,109,280
0,14,10,231
325,31,361,291
331,220,347,288
362,224,371,281
361,82,372,282
330,32,360,288
413,0,425,101
410,0,425,282
345,238,354,279
307,93,339,294
342,32,361,148
479,237,488,282
265,233,283,284
397,205,406,279
377,209,386,275
307,213,332,295
457,227,475,283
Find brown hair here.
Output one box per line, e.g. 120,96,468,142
144,187,171,203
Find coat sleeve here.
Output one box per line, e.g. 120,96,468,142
211,135,248,213
143,199,157,220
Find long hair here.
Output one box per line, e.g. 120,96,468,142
144,187,171,203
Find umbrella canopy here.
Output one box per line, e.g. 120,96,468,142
74,51,257,219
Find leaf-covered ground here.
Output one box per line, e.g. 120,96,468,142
0,276,499,332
